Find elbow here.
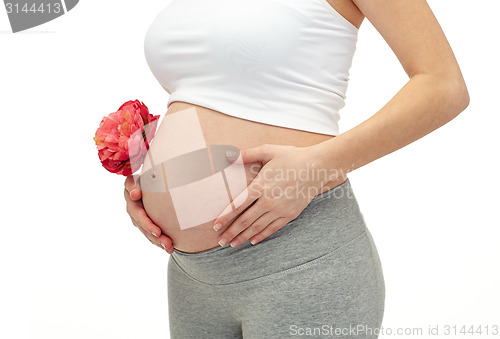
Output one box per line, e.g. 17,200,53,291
440,78,470,120
454,81,470,112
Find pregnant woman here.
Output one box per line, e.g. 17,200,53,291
124,0,469,337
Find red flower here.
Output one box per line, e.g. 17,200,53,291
93,100,160,176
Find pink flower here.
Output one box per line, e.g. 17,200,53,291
93,100,160,176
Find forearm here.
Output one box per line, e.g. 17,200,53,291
314,74,470,180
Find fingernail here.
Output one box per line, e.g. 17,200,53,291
130,188,137,197
152,232,158,237
218,238,228,247
213,222,222,231
161,243,166,250
230,239,239,248
250,238,258,245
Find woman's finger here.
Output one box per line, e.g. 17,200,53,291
136,225,170,252
129,202,174,253
123,176,174,253
158,234,174,253
227,211,277,248
133,204,163,238
124,175,142,201
124,188,162,238
212,180,262,232
133,220,173,253
218,201,269,247
249,217,289,245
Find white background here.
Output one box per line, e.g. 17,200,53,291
1,0,498,338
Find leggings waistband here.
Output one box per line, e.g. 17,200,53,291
170,178,367,285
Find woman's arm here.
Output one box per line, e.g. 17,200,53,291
213,0,469,248
316,0,469,174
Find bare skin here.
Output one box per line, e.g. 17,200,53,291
125,0,469,254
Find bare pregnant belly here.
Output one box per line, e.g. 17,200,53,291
139,101,335,253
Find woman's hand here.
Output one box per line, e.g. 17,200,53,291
213,143,347,248
124,176,175,254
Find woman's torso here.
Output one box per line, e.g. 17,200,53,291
140,0,364,253
141,102,335,253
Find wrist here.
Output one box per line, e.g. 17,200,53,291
307,138,352,186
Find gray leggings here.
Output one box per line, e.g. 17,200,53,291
168,178,385,338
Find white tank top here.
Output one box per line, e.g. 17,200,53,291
144,0,358,136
